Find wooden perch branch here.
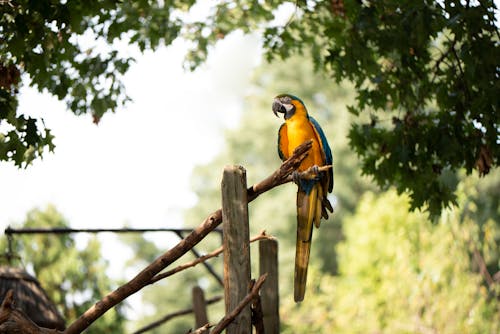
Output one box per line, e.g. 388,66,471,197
187,323,212,334
247,139,312,201
64,140,312,334
149,230,273,285
132,296,222,334
290,164,332,181
64,209,224,334
210,274,268,334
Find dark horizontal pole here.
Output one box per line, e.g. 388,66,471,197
4,226,223,235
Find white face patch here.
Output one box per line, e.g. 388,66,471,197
280,95,293,104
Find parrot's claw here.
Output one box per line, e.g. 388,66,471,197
292,171,301,185
311,165,319,175
293,165,321,184
309,165,321,181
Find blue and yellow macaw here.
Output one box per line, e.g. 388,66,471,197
272,94,334,302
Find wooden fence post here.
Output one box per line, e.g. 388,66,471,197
192,286,209,333
221,165,251,334
259,239,280,333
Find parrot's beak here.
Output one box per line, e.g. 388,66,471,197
272,99,285,117
273,98,292,118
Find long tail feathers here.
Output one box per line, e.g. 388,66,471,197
294,186,320,302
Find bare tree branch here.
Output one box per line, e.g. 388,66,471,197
247,140,313,201
132,296,222,334
64,209,223,334
210,274,268,334
186,323,212,334
64,140,312,334
149,230,273,285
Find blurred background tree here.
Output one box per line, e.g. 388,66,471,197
0,205,126,333
280,179,499,333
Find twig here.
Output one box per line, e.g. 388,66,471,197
172,230,224,286
187,323,212,334
149,231,273,285
450,45,471,102
478,1,500,40
250,280,265,334
247,140,313,201
472,247,495,289
132,296,222,334
210,274,268,334
65,209,223,334
64,140,312,334
430,37,457,85
0,1,15,8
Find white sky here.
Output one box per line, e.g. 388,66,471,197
0,32,261,239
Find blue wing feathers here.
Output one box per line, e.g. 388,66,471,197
309,116,334,192
309,117,332,165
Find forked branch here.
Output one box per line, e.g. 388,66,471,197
149,230,273,285
210,274,268,334
64,140,313,334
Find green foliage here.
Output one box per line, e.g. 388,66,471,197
274,0,499,215
2,1,497,214
277,0,498,216
188,0,498,214
281,186,499,333
0,206,126,333
0,86,55,166
0,0,194,166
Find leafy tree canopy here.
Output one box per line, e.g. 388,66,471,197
1,0,498,214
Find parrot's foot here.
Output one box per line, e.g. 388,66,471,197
311,165,320,175
292,170,301,185
293,165,321,184
308,165,321,181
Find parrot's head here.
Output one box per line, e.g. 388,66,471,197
272,94,307,120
